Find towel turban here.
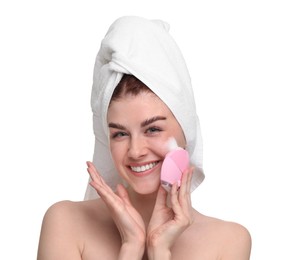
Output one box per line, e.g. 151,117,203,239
84,16,204,199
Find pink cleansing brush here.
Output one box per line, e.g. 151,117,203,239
160,138,189,191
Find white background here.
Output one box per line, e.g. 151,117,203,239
0,0,293,259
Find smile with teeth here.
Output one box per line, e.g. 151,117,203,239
130,161,159,173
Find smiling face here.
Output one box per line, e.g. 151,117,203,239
107,91,186,195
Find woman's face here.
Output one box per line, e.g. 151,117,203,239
107,92,186,195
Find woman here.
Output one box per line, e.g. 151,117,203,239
37,16,251,259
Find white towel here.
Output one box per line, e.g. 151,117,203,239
84,16,204,200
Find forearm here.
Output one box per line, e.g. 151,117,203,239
147,241,172,260
118,242,145,260
147,246,171,260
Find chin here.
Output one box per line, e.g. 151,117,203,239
131,182,160,195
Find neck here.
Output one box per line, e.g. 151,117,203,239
127,187,158,227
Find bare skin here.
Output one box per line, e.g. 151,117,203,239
37,197,251,259
37,92,251,259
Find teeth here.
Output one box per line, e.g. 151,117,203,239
131,162,158,173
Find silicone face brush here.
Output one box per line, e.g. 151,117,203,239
160,138,189,192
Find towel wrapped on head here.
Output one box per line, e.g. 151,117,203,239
85,16,204,200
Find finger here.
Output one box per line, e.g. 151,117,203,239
181,166,194,195
87,167,110,193
179,168,189,198
86,162,116,199
86,161,105,184
87,166,100,184
171,182,194,228
89,180,110,198
185,167,194,206
86,162,110,191
178,168,193,210
153,186,168,211
187,166,194,193
90,180,125,213
86,161,97,172
170,182,183,216
116,184,132,206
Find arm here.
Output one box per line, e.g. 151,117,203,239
37,201,82,260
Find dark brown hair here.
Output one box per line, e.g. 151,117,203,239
111,74,153,101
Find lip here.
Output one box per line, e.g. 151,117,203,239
127,160,162,177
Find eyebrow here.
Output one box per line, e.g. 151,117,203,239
108,122,126,130
108,116,166,130
141,116,166,127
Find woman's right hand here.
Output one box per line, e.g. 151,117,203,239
86,161,146,260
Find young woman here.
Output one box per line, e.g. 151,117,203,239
37,16,251,260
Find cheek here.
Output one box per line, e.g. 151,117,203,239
148,137,176,157
109,142,124,165
170,123,186,148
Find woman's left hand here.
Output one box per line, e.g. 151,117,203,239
146,167,195,259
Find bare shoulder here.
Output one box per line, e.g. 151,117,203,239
39,199,106,234
208,216,251,259
37,199,118,260
180,211,251,260
41,199,109,224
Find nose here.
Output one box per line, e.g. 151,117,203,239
127,136,148,159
